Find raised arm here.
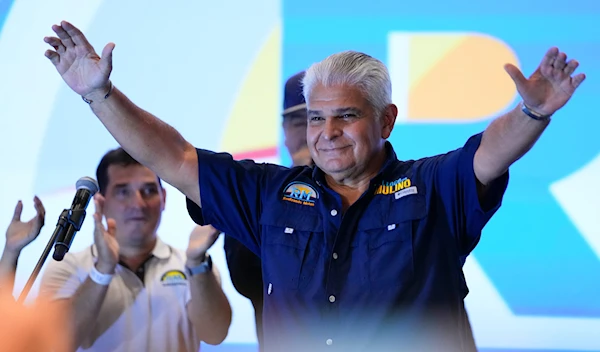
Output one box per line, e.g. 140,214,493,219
44,21,200,205
474,47,585,187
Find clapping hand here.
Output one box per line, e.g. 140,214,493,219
92,194,119,274
4,197,45,255
186,225,221,267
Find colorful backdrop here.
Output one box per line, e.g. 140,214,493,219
0,0,598,351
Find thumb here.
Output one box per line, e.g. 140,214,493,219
12,200,23,222
100,43,115,75
504,63,528,88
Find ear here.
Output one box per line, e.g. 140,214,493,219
381,104,397,139
160,187,167,211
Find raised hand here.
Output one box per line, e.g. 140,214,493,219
44,21,115,99
92,194,119,274
4,197,45,255
504,47,586,116
186,225,221,267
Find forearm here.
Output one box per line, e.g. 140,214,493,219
88,86,199,200
187,273,232,345
68,277,110,348
0,250,19,290
476,103,550,185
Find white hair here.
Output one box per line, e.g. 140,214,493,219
302,51,392,115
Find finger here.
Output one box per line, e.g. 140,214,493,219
33,195,46,228
51,24,74,48
33,195,46,218
563,59,579,76
61,21,91,47
100,43,115,74
504,63,528,88
43,36,65,54
571,73,586,89
105,218,117,237
94,193,105,213
92,197,106,237
12,200,23,222
553,52,567,70
44,50,60,65
540,47,558,69
209,230,221,246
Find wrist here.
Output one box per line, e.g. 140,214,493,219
95,261,116,275
185,254,212,276
90,265,113,286
520,102,552,122
82,81,113,104
185,253,207,268
0,248,20,262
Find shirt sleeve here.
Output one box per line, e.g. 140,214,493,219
39,254,83,300
186,149,286,257
421,132,509,255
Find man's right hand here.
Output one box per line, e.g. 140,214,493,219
4,196,45,255
92,195,119,275
44,21,115,101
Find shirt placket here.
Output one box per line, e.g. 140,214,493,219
318,188,341,349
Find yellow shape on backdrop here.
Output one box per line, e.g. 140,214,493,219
408,33,519,121
220,23,281,155
408,34,465,90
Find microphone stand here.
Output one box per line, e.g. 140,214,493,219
17,208,76,304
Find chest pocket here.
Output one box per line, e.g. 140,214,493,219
260,208,322,291
359,194,427,290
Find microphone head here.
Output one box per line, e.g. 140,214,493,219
76,177,100,195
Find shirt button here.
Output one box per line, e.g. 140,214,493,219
329,295,336,303
330,209,338,216
326,338,333,345
332,252,338,260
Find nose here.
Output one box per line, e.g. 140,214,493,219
129,191,146,208
322,118,342,141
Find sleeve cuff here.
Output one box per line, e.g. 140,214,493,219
186,197,206,225
459,133,509,236
461,133,509,216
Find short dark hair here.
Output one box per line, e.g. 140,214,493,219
96,147,162,195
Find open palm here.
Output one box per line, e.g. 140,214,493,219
504,47,586,116
44,21,114,97
5,197,45,253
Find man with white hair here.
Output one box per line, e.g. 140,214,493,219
43,20,585,351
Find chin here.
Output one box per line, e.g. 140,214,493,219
322,162,354,175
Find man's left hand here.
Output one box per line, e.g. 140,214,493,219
504,47,586,116
186,225,221,267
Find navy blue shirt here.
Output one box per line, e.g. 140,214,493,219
187,133,508,352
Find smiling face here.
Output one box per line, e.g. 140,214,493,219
306,83,396,181
101,164,166,246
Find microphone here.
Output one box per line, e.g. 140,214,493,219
52,176,100,261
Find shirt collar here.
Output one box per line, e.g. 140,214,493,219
311,141,398,187
91,237,171,260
